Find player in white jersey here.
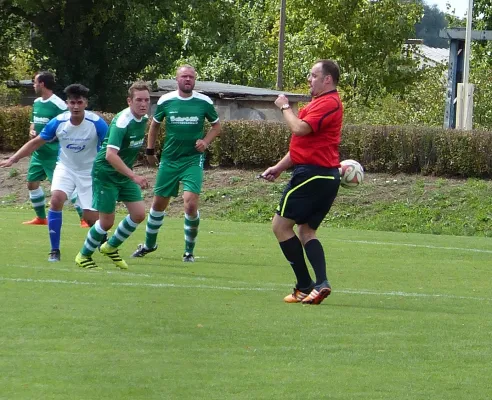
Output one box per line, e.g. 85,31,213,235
0,84,108,262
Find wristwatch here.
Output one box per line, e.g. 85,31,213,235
280,104,291,112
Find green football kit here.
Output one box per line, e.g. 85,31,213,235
92,108,148,213
153,90,219,197
28,94,67,182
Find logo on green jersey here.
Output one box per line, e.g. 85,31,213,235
129,138,144,148
170,116,199,125
33,116,50,125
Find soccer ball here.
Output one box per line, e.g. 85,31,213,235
339,159,364,188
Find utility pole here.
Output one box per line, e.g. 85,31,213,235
458,0,474,130
276,0,286,90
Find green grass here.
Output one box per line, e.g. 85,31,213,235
0,209,491,399
4,168,492,237
198,171,492,237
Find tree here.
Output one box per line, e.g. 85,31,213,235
0,12,30,80
175,0,424,110
344,64,447,126
414,3,449,48
283,0,425,105
0,0,183,111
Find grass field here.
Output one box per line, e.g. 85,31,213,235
1,208,491,399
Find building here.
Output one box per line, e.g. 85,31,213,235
151,79,310,122
9,79,311,122
405,39,449,68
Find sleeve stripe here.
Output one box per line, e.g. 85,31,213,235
107,144,121,151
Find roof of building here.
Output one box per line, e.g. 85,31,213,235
153,79,311,103
8,79,312,103
419,44,449,65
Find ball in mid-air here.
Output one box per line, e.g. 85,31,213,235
339,159,364,188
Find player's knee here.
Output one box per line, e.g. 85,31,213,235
130,211,146,224
298,224,317,244
152,196,169,212
50,197,65,210
272,216,292,240
27,182,40,190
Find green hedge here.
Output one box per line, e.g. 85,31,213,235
2,106,492,177
212,122,492,177
0,106,31,151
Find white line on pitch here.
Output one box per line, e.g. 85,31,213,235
0,277,96,285
330,239,492,254
0,276,490,301
337,289,490,301
12,264,152,277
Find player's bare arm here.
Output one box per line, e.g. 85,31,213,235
196,121,221,152
0,135,46,167
29,123,37,139
106,147,149,189
275,95,312,136
145,119,160,165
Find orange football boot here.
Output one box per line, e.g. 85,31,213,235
22,217,48,225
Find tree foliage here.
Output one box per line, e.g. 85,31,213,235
0,12,31,80
414,3,449,48
182,0,424,107
344,64,447,127
0,0,183,110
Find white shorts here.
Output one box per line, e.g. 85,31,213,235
51,163,94,210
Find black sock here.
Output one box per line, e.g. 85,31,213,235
279,235,313,291
304,239,329,286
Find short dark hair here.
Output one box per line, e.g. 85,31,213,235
36,71,56,90
128,80,150,98
315,59,340,85
64,84,90,99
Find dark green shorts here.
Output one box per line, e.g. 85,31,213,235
27,155,56,183
154,160,203,198
92,176,142,214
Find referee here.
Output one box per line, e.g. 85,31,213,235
261,59,343,305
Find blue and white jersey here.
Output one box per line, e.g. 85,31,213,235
40,111,108,174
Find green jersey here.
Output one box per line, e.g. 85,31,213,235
31,94,67,160
92,107,148,184
153,90,219,166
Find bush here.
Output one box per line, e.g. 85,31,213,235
3,107,492,178
0,106,31,151
208,121,291,167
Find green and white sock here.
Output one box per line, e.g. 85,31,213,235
29,187,46,219
184,212,200,255
144,208,165,250
108,215,139,248
80,220,107,257
70,194,84,220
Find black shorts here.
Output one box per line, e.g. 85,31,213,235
276,164,340,229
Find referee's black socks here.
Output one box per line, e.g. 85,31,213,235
279,235,314,291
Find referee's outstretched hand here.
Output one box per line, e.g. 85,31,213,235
259,166,280,182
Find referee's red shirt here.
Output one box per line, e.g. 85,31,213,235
289,90,343,168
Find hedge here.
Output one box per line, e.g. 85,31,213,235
2,106,492,177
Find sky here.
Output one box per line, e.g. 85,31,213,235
425,0,469,18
